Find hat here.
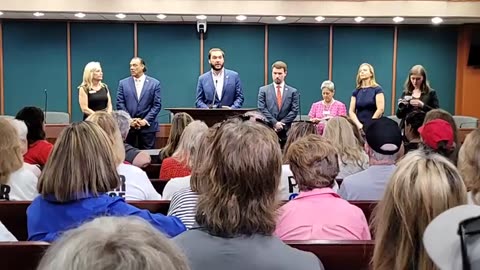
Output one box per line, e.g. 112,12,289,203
365,117,402,155
418,119,454,150
423,205,480,270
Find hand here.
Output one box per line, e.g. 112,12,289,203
274,122,285,131
310,118,321,124
357,123,363,130
221,106,231,109
131,118,141,129
137,119,148,127
409,99,424,108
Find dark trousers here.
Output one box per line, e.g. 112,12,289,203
277,128,288,150
126,129,156,150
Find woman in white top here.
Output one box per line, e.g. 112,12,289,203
458,128,480,204
323,117,368,179
0,118,38,201
86,112,161,200
0,222,16,241
9,119,42,177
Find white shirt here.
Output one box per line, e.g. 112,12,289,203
212,69,224,100
134,74,146,100
23,163,41,178
0,167,38,201
110,163,162,200
162,175,191,200
0,222,16,242
274,81,285,100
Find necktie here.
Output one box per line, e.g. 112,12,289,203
276,85,282,109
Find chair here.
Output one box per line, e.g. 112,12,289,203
44,111,70,124
0,242,49,270
150,178,169,195
0,201,30,241
129,200,170,215
453,115,479,128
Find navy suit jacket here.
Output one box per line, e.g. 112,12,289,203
195,69,244,108
257,83,299,130
116,75,161,133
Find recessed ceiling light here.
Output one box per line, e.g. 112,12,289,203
354,16,364,23
74,13,86,18
276,16,286,21
33,12,45,17
115,13,126,19
432,17,443,24
196,15,207,20
315,16,325,22
236,15,247,21
0,12,4,16
157,14,167,20
393,16,404,23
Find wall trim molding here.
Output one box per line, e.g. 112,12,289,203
264,25,269,85
0,21,3,115
329,25,333,81
391,26,398,115
67,22,72,120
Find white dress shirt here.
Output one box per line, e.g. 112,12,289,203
212,69,224,100
134,74,146,100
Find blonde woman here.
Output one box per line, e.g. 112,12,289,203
323,117,368,179
349,63,385,129
458,128,480,204
78,61,112,120
372,150,467,270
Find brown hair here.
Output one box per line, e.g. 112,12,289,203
0,119,23,184
195,118,281,237
423,109,459,164
160,113,194,161
403,65,432,95
38,121,119,202
285,134,339,191
458,129,480,203
283,122,317,162
208,48,225,59
340,115,365,147
272,61,288,72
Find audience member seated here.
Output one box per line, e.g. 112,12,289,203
323,117,368,179
372,150,467,270
112,110,151,168
403,110,426,154
419,119,456,163
0,221,16,242
37,216,189,270
158,112,194,164
424,108,459,164
87,111,161,200
0,119,38,201
174,118,324,270
275,134,371,241
458,128,480,204
9,119,41,177
27,121,185,242
159,121,208,180
15,106,53,167
339,117,402,201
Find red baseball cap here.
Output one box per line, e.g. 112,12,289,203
418,119,454,150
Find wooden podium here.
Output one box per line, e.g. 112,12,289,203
165,108,256,126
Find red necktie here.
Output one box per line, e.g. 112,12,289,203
276,85,282,109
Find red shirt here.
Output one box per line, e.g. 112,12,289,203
159,157,191,180
24,140,53,166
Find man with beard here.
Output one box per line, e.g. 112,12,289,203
258,61,299,147
195,48,244,109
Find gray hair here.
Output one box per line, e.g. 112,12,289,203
112,110,132,140
37,216,190,270
244,110,267,121
172,120,209,168
9,119,28,154
321,80,335,92
370,149,397,163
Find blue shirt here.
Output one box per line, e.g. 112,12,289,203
27,194,186,242
352,86,384,125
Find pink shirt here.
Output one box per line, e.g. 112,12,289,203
275,188,371,241
308,100,347,134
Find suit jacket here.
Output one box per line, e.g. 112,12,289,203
195,69,244,108
257,83,299,129
396,90,439,119
116,75,162,133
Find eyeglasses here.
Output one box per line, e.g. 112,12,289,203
458,215,480,270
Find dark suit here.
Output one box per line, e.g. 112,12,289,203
195,69,244,108
116,75,161,149
396,90,439,129
257,83,299,146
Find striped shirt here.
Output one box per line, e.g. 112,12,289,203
168,187,199,229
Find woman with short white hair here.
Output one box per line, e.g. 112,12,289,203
308,80,347,134
8,119,41,177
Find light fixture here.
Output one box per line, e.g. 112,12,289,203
393,16,404,23
276,16,286,21
354,16,364,23
0,12,3,16
115,13,126,19
33,12,45,17
74,13,86,18
236,15,247,21
196,15,207,20
157,14,167,20
315,16,325,22
432,17,443,24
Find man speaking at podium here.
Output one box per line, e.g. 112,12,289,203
195,48,244,109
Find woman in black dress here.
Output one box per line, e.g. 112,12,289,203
78,62,112,120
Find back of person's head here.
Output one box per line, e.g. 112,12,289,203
0,119,23,185
243,110,268,123
364,117,402,164
405,110,426,139
372,150,467,270
112,110,132,141
37,216,190,270
172,120,208,168
38,121,119,202
15,106,45,145
195,118,281,237
8,119,29,155
87,111,126,165
340,115,365,147
161,113,194,160
424,109,458,144
459,129,480,203
285,134,339,191
419,119,455,161
283,122,317,160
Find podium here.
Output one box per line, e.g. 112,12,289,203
165,108,256,126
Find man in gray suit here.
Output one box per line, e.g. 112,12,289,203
258,61,299,146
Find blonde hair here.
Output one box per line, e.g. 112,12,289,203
172,121,208,168
38,121,119,202
86,111,126,165
78,61,106,93
0,119,23,184
323,117,368,169
372,150,467,270
8,119,28,155
356,63,379,89
458,129,480,203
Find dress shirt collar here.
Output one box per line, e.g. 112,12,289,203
211,68,224,78
274,81,285,90
133,74,146,83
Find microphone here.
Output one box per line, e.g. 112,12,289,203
44,89,48,122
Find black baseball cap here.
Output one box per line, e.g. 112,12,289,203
365,117,402,155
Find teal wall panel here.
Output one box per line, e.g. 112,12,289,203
138,24,199,123
203,25,264,109
3,22,67,116
268,25,329,117
332,26,394,115
395,27,458,114
70,23,134,121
